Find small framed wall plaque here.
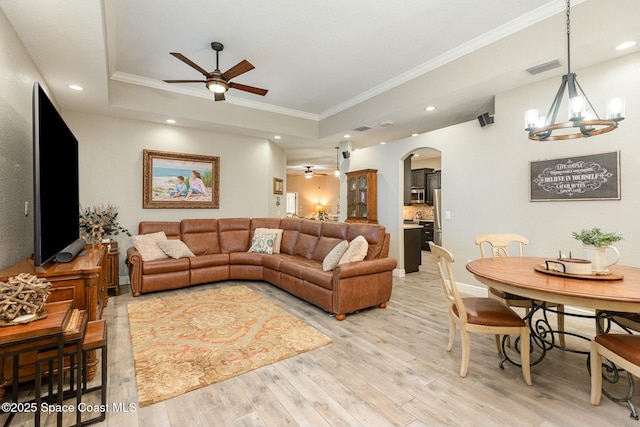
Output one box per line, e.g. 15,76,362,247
273,177,284,195
529,151,620,201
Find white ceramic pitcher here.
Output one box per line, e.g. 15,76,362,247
582,244,620,273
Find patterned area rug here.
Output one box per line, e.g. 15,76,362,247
128,285,332,406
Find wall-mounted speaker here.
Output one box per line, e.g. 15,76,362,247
342,151,350,159
478,113,494,127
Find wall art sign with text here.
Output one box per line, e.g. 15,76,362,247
143,149,220,209
529,151,620,201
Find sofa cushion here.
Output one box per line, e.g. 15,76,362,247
254,228,283,253
312,236,344,261
142,257,190,275
157,239,196,259
189,254,230,269
132,231,169,261
280,258,333,290
322,240,349,271
248,233,276,254
347,223,386,260
181,219,221,255
294,234,319,259
218,218,251,253
229,252,264,266
321,221,349,240
139,222,181,238
339,235,369,265
280,218,303,254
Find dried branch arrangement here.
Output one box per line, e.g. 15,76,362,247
0,273,51,323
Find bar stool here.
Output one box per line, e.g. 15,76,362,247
36,319,108,426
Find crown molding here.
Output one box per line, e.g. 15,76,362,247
317,0,585,120
110,71,319,121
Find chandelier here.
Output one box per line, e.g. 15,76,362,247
524,0,625,141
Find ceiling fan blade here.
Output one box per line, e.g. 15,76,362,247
169,52,210,76
214,92,225,102
229,82,268,96
163,79,207,84
222,60,255,80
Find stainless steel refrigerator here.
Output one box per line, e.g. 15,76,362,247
433,189,442,246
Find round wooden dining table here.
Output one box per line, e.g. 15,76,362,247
466,257,640,313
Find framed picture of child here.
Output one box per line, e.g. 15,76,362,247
143,149,220,209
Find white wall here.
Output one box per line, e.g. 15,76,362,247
0,10,51,269
63,111,287,275
347,52,640,282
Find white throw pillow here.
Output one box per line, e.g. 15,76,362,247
157,239,196,259
248,233,276,255
338,235,369,265
132,231,169,261
322,240,349,271
254,228,284,253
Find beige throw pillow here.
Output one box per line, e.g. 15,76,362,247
322,240,349,271
157,239,196,259
254,228,283,253
132,231,169,261
338,235,369,265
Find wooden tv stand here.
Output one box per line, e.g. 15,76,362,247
0,243,108,398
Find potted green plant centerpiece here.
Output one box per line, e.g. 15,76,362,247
79,204,131,243
571,227,622,273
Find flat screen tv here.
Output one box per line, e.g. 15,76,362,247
33,82,81,266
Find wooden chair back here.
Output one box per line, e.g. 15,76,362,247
475,233,528,258
429,242,467,324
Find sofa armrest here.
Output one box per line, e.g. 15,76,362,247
127,247,143,297
335,257,397,279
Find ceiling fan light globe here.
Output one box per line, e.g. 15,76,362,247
206,81,228,94
304,172,312,179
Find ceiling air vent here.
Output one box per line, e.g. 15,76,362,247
353,125,371,132
526,59,562,75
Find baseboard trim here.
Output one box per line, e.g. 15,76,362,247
393,268,406,277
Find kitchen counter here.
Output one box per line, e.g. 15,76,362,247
403,224,424,229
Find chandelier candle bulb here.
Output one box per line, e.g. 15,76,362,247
525,109,539,129
569,96,586,120
607,97,625,120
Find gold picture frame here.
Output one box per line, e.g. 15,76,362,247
273,177,284,195
143,149,220,209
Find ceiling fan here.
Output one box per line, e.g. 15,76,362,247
163,42,268,102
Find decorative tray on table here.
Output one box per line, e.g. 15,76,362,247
535,263,624,281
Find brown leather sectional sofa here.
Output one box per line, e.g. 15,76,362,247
126,218,397,320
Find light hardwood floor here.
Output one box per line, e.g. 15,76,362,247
3,253,638,426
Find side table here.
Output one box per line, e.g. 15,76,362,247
107,248,120,296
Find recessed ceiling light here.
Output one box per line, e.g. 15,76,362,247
411,133,419,137
413,154,420,157
343,134,351,139
68,84,83,91
424,106,437,112
166,119,176,124
274,135,281,139
616,41,636,50
380,141,386,145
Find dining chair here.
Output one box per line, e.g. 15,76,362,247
429,242,532,385
475,233,565,349
590,333,640,420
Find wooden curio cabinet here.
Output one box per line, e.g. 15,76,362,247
345,169,378,224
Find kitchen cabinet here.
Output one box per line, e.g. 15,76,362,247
411,169,426,188
420,221,435,251
346,169,378,224
404,226,422,273
425,171,441,205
